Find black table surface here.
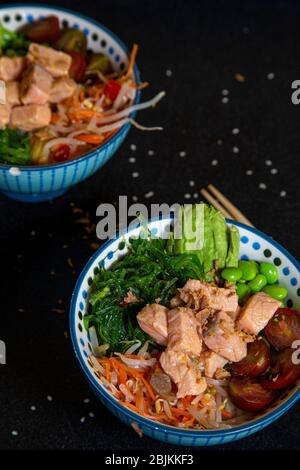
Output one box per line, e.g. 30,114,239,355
1,0,300,452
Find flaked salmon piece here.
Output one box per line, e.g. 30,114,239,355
204,311,247,362
10,104,51,131
137,304,168,346
0,57,25,81
0,103,10,129
6,81,20,106
179,279,239,319
201,350,228,378
160,350,206,398
49,77,77,103
20,64,53,105
27,43,71,78
167,307,202,356
237,292,281,335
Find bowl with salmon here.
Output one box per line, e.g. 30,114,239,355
0,5,164,201
70,203,300,446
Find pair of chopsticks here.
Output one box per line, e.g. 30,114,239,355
200,184,254,227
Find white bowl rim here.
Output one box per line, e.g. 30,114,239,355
0,3,141,171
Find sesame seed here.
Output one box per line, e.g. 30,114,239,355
46,395,53,402
145,191,154,199
30,405,36,411
11,430,18,436
147,150,154,156
189,180,195,187
232,146,239,154
184,193,191,199
217,139,223,145
265,159,272,166
165,69,172,77
211,159,218,166
267,73,275,80
222,97,229,104
232,128,240,135
246,170,253,175
132,172,139,178
280,190,287,197
132,195,138,202
9,167,21,176
259,183,267,190
89,412,95,418
128,157,136,163
221,89,229,96
80,416,86,423
130,144,136,151
83,398,90,404
179,151,186,157
270,168,278,174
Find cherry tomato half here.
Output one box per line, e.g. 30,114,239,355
232,338,270,377
51,144,71,163
261,346,300,390
228,376,275,411
21,15,60,44
264,308,300,350
104,80,121,102
67,51,87,82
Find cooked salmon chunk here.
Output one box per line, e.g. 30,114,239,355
237,292,281,335
0,104,11,129
6,81,20,106
0,57,25,81
137,304,168,346
201,350,228,378
167,307,202,355
27,43,72,78
20,64,53,105
10,104,51,131
180,279,239,319
204,311,247,362
49,77,77,103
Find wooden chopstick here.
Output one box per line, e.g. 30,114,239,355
200,184,255,227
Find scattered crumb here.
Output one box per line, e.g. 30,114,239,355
165,69,172,77
270,168,278,174
89,412,95,418
80,416,86,423
30,405,36,411
193,192,199,198
128,157,136,163
246,170,253,175
50,270,55,276
72,207,84,214
90,242,100,250
147,150,154,156
265,159,272,166
221,97,229,104
280,190,287,197
189,180,195,187
30,231,36,237
11,430,18,436
232,146,239,154
232,128,240,135
145,191,154,199
67,258,74,269
217,139,223,145
132,195,138,202
46,395,53,402
18,308,25,313
9,167,21,176
267,73,275,80
211,159,218,166
184,193,191,199
235,73,246,82
83,398,90,404
130,144,136,151
64,331,69,339
179,151,186,157
221,89,229,96
132,172,139,178
131,422,143,437
51,308,65,315
259,183,267,190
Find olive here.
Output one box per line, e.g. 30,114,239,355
55,28,87,54
86,53,113,75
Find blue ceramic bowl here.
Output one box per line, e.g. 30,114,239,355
70,218,300,446
0,4,140,202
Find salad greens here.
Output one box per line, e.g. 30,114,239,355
85,204,240,353
0,23,29,56
0,129,32,165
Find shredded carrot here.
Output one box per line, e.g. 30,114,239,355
221,409,232,419
79,88,85,102
123,402,169,421
171,407,193,419
111,358,127,385
74,134,106,145
180,396,194,409
105,361,111,382
50,114,60,124
126,44,138,78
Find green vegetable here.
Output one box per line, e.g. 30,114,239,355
248,274,267,293
221,267,243,283
226,226,240,268
238,260,258,281
0,129,31,165
259,262,278,284
0,23,29,56
262,285,288,301
236,282,250,302
55,28,87,54
86,53,113,76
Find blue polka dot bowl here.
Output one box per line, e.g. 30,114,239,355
70,218,300,446
0,5,140,202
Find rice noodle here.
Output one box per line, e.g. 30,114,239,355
43,137,85,158
162,400,173,419
125,341,141,355
138,341,149,357
115,353,156,369
119,384,134,402
49,124,80,133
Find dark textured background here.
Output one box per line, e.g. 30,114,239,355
0,0,299,451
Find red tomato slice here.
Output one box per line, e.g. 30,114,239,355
22,15,60,43
264,308,300,350
261,347,300,390
232,338,270,377
67,51,87,82
228,376,276,411
104,80,121,102
51,144,70,163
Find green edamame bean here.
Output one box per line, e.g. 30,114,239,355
236,282,250,302
238,261,258,281
262,285,288,301
221,267,243,283
259,262,278,284
248,274,267,292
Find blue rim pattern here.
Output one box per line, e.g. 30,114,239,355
0,4,141,201
69,217,300,446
